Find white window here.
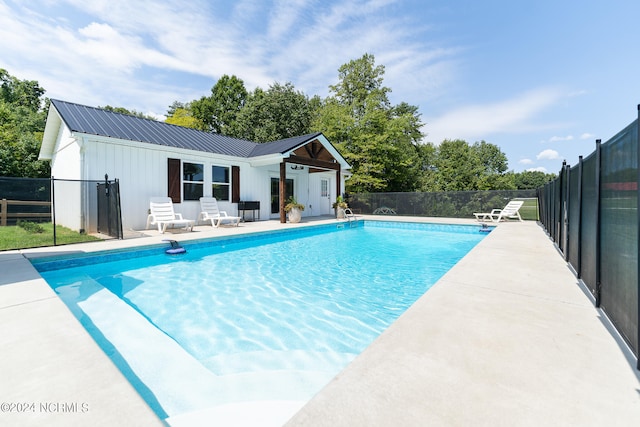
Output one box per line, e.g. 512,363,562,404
212,165,230,201
183,162,204,201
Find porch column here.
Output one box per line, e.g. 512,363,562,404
280,161,287,223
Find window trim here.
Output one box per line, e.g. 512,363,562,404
183,161,204,201
211,165,231,202
168,159,240,203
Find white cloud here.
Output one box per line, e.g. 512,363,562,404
537,149,561,160
519,158,534,165
0,0,455,114
580,133,595,140
267,0,308,41
0,1,212,112
425,87,565,144
526,166,548,172
548,135,574,142
264,0,457,101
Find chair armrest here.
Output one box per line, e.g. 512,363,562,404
175,213,183,220
490,209,502,215
146,214,155,228
219,211,229,217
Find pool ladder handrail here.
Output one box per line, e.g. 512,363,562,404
344,208,357,227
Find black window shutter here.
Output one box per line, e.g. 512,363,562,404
232,166,240,203
168,158,181,203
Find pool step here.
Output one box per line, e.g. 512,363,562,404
165,400,308,427
202,349,356,375
57,278,221,416
54,278,353,423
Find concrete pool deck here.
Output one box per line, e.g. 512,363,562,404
1,217,639,426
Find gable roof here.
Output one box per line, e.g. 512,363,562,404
46,99,329,159
248,133,323,157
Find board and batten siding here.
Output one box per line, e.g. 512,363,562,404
81,136,256,231
50,126,84,231
49,127,344,232
82,136,168,231
242,165,276,219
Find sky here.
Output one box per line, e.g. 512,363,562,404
1,0,639,173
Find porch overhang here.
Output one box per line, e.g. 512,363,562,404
245,132,351,223
278,154,343,222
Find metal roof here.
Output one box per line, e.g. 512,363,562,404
248,133,323,157
49,99,316,158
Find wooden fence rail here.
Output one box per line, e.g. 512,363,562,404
0,199,51,226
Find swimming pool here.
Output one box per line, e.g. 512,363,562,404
33,220,489,425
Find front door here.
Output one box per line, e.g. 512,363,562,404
271,177,293,217
320,178,331,214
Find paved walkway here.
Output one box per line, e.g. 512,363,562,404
287,221,640,426
1,218,639,426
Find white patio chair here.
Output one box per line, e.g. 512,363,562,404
199,197,240,227
146,197,194,233
474,200,524,222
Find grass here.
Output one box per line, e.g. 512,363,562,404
0,222,101,251
515,198,539,221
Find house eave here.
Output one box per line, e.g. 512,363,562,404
284,134,351,171
38,105,63,161
249,153,286,167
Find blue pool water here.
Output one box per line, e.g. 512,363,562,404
34,221,489,424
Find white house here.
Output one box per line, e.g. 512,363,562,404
39,99,351,233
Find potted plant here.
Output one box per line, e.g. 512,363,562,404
332,195,348,219
284,196,305,223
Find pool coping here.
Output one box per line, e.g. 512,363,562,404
2,216,639,426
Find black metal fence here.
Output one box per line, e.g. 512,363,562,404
96,180,123,239
0,176,123,249
347,190,538,220
0,177,51,226
538,106,639,370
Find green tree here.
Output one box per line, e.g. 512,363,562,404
312,53,424,193
1,69,44,111
191,75,248,134
471,140,514,190
329,53,391,118
476,173,517,190
426,139,514,191
100,105,157,120
0,69,49,177
167,100,187,117
472,140,509,174
416,142,438,191
165,106,203,129
432,139,482,191
511,170,556,189
231,82,313,142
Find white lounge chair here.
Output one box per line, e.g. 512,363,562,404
474,200,524,222
199,197,241,227
146,197,194,233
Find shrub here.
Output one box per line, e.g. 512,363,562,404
17,220,45,234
